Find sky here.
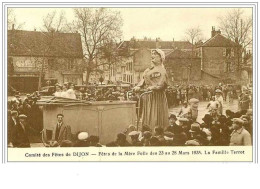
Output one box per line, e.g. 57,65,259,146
10,7,252,41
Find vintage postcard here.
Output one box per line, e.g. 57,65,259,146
2,3,257,162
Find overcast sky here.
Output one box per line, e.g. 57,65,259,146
10,7,252,41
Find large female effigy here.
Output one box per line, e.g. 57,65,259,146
37,96,136,144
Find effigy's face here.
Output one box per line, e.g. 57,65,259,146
151,51,162,66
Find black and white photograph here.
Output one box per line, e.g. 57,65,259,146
2,3,256,162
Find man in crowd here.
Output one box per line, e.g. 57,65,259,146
230,118,251,146
51,113,72,147
8,110,18,146
12,114,30,147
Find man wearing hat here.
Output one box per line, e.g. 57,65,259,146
165,114,177,133
11,114,30,147
51,113,72,146
230,118,251,146
186,122,208,146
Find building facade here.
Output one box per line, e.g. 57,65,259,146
164,49,201,85
8,29,84,93
198,27,242,85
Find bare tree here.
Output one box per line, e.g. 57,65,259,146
184,26,203,83
42,10,68,32
72,8,123,83
184,26,203,46
7,8,24,30
218,9,252,50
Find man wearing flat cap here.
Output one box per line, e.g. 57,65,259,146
50,113,72,146
230,118,251,146
11,114,30,147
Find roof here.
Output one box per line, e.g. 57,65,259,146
166,49,194,59
201,34,239,47
118,40,193,50
8,30,83,58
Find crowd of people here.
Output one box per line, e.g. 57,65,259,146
7,80,252,147
8,92,43,147
165,83,251,106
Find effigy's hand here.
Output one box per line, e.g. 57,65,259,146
133,86,141,92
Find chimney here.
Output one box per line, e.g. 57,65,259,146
211,26,221,38
172,38,175,49
211,26,215,38
12,24,15,30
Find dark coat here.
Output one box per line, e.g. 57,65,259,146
8,117,17,144
12,122,30,148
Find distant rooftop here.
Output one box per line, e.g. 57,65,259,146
8,29,83,58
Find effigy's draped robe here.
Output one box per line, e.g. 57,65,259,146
138,65,169,130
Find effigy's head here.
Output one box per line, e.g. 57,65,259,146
151,49,165,65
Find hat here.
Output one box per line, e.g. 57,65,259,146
169,114,177,120
185,140,200,146
18,114,27,119
128,131,140,136
153,49,165,62
178,117,189,122
231,118,244,125
189,98,199,103
202,114,213,122
78,132,89,141
215,89,222,93
189,122,201,133
11,110,18,116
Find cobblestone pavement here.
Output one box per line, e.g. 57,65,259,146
169,99,239,123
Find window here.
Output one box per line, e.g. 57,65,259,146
67,59,74,69
226,48,231,57
223,48,232,57
226,62,231,72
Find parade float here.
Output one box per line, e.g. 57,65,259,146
37,96,137,144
